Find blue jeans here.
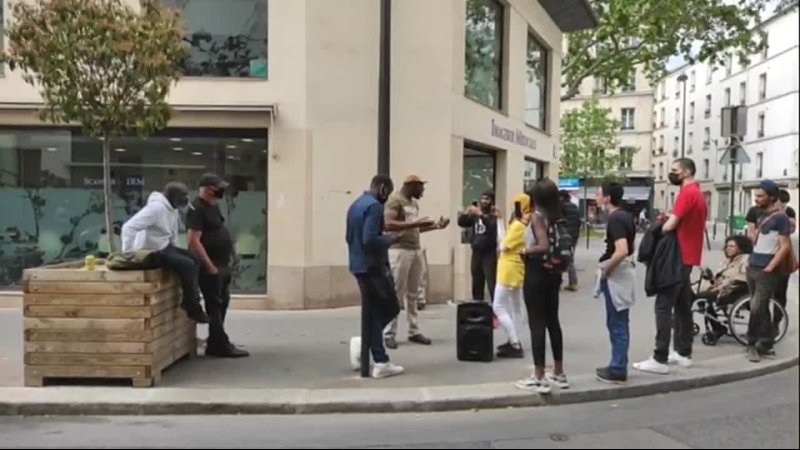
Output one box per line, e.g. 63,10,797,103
602,279,629,375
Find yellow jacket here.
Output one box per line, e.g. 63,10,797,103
496,193,531,288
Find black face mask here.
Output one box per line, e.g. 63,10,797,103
213,188,225,199
668,173,682,186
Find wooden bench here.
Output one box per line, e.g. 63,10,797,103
22,261,197,387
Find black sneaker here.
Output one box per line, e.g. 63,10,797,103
497,346,524,359
497,341,513,352
182,304,210,324
596,367,627,385
408,334,432,345
206,343,249,358
385,336,398,349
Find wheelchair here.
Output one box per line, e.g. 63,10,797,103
691,268,789,346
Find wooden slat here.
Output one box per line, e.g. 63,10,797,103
24,305,152,319
26,329,151,343
148,321,195,354
24,293,146,307
24,267,163,283
25,341,147,354
24,317,146,331
25,353,153,366
25,281,162,295
147,285,181,305
25,365,147,380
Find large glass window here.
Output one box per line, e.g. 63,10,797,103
0,128,268,293
525,34,547,130
462,147,495,207
465,0,504,109
524,158,544,192
161,0,269,78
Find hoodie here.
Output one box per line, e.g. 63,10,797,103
497,193,532,288
121,192,180,252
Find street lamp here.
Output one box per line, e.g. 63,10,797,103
677,73,688,159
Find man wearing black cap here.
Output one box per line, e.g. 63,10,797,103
745,180,792,362
458,191,499,302
186,173,249,358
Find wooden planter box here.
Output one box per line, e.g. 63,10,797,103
22,261,197,387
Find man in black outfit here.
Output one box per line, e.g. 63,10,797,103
186,173,249,358
458,191,498,301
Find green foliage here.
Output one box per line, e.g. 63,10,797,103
2,0,187,252
562,0,773,101
560,98,621,180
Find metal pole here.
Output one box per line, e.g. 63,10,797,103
584,171,590,249
362,0,392,379
729,143,737,236
377,0,391,176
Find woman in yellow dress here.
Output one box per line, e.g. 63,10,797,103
493,193,531,359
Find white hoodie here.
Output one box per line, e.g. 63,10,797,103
121,192,180,252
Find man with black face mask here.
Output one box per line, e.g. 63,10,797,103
635,158,707,375
187,173,249,358
122,181,209,324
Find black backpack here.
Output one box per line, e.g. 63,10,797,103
543,218,575,273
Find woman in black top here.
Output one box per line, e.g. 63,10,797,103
516,179,568,394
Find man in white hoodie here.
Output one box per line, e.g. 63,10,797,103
121,181,209,323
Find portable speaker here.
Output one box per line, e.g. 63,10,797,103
457,302,494,362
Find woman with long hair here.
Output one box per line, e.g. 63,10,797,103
516,178,568,394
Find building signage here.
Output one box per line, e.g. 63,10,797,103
83,176,145,187
558,178,580,189
491,119,536,150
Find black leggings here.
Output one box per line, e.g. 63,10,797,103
524,264,563,368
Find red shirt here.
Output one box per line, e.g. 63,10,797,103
673,182,708,266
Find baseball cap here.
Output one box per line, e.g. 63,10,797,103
758,179,779,196
198,173,229,189
403,174,427,185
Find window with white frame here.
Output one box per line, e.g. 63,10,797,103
619,147,635,170
725,88,731,106
707,68,714,84
758,112,765,138
756,152,763,178
725,54,733,76
674,108,680,128
705,94,712,118
739,81,746,106
621,108,635,130
703,159,710,179
704,127,711,146
689,102,695,123
759,73,767,101
688,132,694,153
660,107,666,127
689,71,696,92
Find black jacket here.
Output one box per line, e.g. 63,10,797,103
561,200,582,242
640,223,684,296
458,211,498,252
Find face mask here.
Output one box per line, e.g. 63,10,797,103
214,188,225,199
668,173,682,186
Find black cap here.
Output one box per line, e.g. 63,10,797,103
198,173,229,189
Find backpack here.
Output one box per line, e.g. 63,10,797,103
542,218,575,273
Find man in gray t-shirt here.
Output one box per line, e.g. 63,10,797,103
746,180,792,363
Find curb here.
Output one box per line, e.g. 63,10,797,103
0,355,796,416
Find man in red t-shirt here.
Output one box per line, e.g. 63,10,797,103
635,158,708,375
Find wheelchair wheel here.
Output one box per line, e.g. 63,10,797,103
728,296,789,346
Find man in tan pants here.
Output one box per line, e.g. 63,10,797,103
383,175,450,349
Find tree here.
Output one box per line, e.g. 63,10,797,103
562,0,772,101
560,98,622,247
2,0,186,253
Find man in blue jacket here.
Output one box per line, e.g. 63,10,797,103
346,175,404,379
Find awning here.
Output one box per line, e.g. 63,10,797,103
538,0,598,32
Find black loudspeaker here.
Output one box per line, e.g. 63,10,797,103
457,302,494,362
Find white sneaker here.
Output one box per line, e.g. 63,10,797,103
633,358,669,375
546,373,570,389
668,351,693,368
349,337,362,371
515,376,552,394
372,362,404,379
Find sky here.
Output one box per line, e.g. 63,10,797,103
664,0,784,71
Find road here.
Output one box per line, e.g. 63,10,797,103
1,368,797,449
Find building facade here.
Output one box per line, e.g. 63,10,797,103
560,65,656,213
0,0,594,308
652,5,799,222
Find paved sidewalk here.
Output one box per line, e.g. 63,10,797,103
0,240,797,414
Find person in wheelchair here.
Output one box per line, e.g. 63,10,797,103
694,235,752,338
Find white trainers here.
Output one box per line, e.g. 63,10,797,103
633,358,669,375
349,337,362,371
668,351,693,368
515,376,552,394
372,362,405,379
546,373,570,390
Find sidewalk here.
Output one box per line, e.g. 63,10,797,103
0,242,797,414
